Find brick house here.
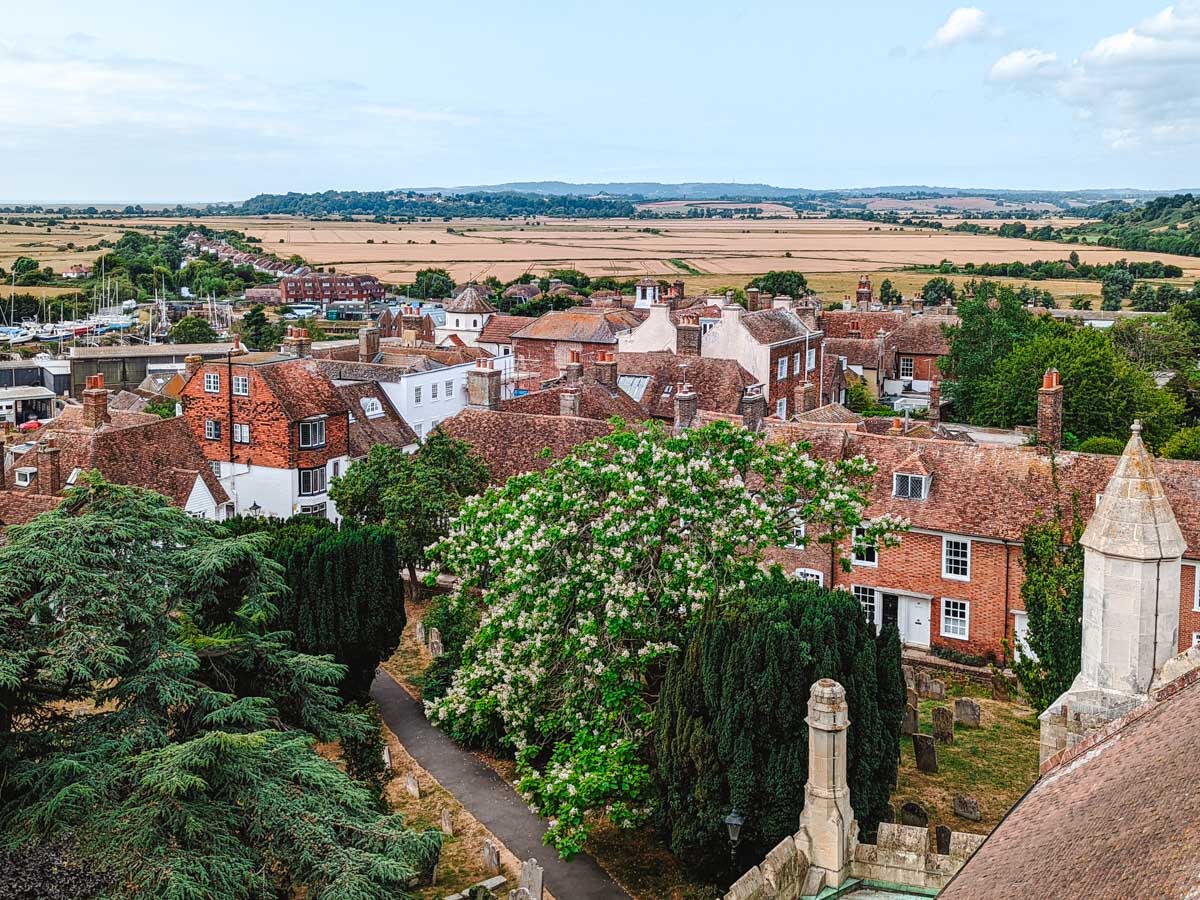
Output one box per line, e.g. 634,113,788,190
179,340,352,522
279,273,386,306
509,307,643,391
883,314,958,386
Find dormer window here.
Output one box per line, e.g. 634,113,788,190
359,397,384,419
893,472,930,500
14,467,36,488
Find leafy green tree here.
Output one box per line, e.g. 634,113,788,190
1012,502,1084,712
169,314,218,344
329,430,489,601
653,574,903,879
11,256,39,276
878,278,899,304
0,476,441,899
748,270,810,297
412,267,455,299
224,516,408,699
1160,426,1200,460
1069,296,1093,310
1109,315,1198,371
239,303,283,350
1100,268,1135,311
142,395,178,418
425,420,905,856
919,276,957,305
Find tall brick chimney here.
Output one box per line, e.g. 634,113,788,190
35,438,62,496
82,373,110,429
467,358,501,410
358,324,380,363
282,326,312,358
594,350,617,388
889,417,903,436
928,378,941,426
674,382,698,432
740,387,766,433
746,287,763,312
184,354,204,380
565,349,584,384
560,383,582,418
676,315,701,357
1038,368,1064,451
795,381,818,415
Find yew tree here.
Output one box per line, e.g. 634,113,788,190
0,476,440,899
425,420,905,855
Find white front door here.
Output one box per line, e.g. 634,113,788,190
1013,611,1035,661
903,597,931,648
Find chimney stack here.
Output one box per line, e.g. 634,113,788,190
560,383,582,418
82,373,110,429
594,350,617,388
928,378,941,426
565,349,584,384
674,382,698,432
282,326,313,358
467,358,501,410
889,417,903,436
358,324,381,363
184,354,204,380
1038,368,1064,451
746,287,763,311
795,381,818,415
740,387,766,434
230,335,247,357
35,437,62,496
676,315,701,357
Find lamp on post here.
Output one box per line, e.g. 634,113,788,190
724,807,746,863
247,501,262,518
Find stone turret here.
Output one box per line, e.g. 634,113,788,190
795,680,856,892
1038,420,1188,761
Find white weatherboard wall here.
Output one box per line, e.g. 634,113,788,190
217,458,348,523
184,475,225,520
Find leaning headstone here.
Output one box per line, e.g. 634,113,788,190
936,824,952,855
902,703,919,736
482,839,501,874
440,806,454,836
428,626,441,647
405,770,421,799
991,674,1011,702
902,665,916,691
900,801,928,828
430,637,445,658
912,733,938,773
954,697,982,727
927,678,946,700
518,858,544,900
932,706,955,744
415,621,426,644
954,794,982,822
915,669,930,697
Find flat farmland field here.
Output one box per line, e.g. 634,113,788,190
0,221,129,273
82,216,1200,302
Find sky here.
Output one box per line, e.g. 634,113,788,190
1,1,1198,202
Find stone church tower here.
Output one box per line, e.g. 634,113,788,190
1039,420,1187,761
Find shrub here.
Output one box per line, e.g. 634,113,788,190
1077,436,1125,455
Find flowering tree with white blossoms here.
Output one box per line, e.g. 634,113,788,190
425,419,905,856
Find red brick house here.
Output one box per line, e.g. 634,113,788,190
279,273,386,306
883,314,958,384
509,307,643,391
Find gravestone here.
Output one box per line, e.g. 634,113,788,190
912,733,938,773
902,665,916,691
954,794,982,822
932,706,955,744
902,703,918,736
440,806,454,836
405,771,421,799
430,637,445,658
382,744,392,771
936,824,952,855
509,891,532,900
415,621,426,644
915,669,930,697
954,697,982,727
907,687,920,710
482,839,501,875
927,678,946,700
428,626,441,648
900,801,928,828
991,674,1012,702
519,859,544,900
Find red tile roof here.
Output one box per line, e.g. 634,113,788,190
253,359,350,421
445,285,497,314
510,308,642,343
478,315,538,346
616,351,758,418
501,376,646,422
820,309,907,339
825,336,884,369
740,307,821,344
335,382,417,456
886,314,958,356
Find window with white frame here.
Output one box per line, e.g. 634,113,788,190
204,372,220,393
794,569,823,586
204,419,221,441
777,357,788,381
232,375,249,397
359,397,383,419
298,502,327,518
787,515,806,547
775,397,787,419
14,467,35,487
1193,632,1200,649
431,382,439,400
941,598,970,639
298,418,326,449
413,385,423,405
893,473,929,500
445,379,455,397
209,460,221,477
853,585,876,629
233,422,250,444
415,422,425,437
807,347,817,371
852,525,877,566
899,356,914,379
299,466,327,496
942,537,971,581
793,352,802,375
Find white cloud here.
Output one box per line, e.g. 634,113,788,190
927,7,1001,50
988,48,1059,81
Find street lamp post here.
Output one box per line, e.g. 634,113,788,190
724,807,746,865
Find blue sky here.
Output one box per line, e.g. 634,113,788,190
1,1,1198,202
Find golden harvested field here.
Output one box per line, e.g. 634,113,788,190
0,221,127,273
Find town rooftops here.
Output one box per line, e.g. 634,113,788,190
510,307,643,344
444,284,497,314
615,351,758,417
501,375,646,422
825,336,885,369
740,307,821,345
70,342,237,359
886,314,958,356
478,315,538,345
335,381,417,456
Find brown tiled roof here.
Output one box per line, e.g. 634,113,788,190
444,284,497,314
107,390,150,412
502,283,542,300
940,670,1200,900
825,336,884,369
437,408,613,484
510,308,642,343
740,308,820,344
669,303,722,325
820,309,907,339
477,315,538,346
500,376,646,422
311,359,419,382
334,382,417,456
795,403,861,425
254,359,349,421
616,351,758,418
377,341,488,367
0,491,61,526
886,314,958,356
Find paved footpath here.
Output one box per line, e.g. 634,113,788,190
371,672,632,900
